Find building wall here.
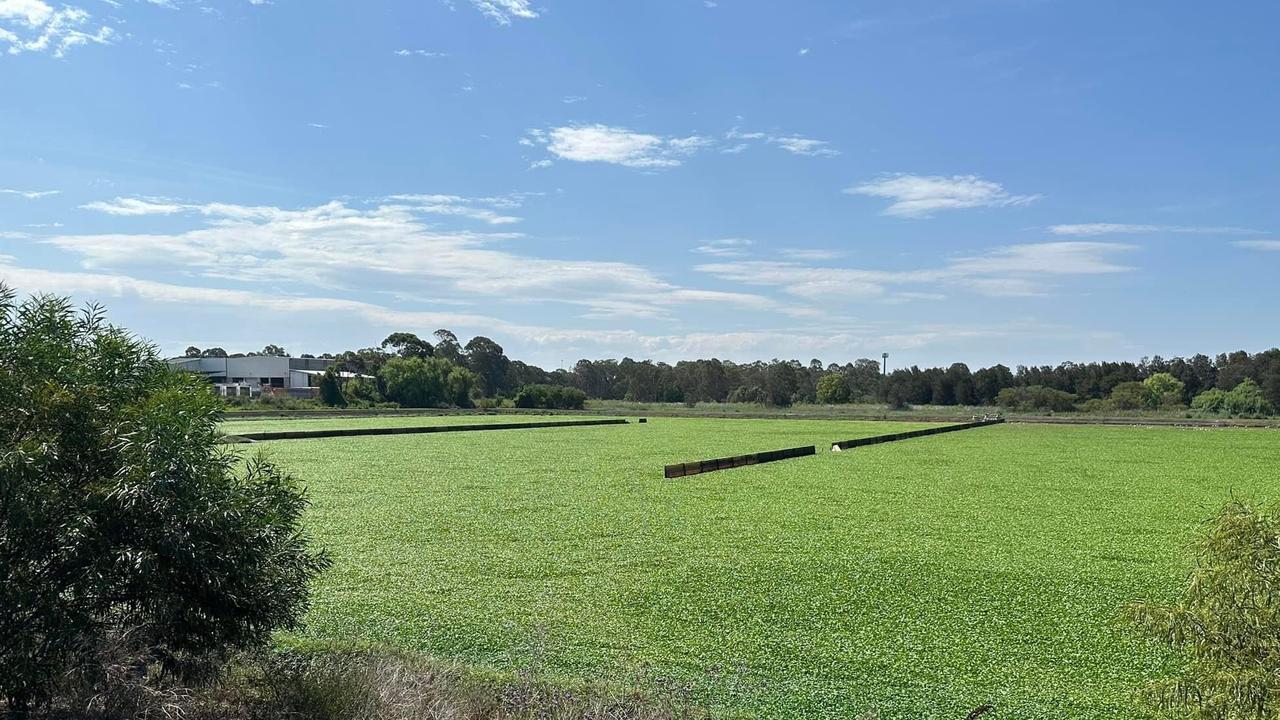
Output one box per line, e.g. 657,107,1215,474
168,356,334,389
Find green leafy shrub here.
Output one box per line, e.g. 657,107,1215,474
816,374,852,404
1127,498,1280,719
1144,372,1186,407
1108,381,1159,410
341,376,383,407
1225,379,1274,416
0,288,330,710
995,385,1077,412
319,366,346,407
379,356,475,408
1078,398,1113,414
1191,380,1276,417
513,384,587,410
1191,388,1229,414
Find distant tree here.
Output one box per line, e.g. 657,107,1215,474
464,336,511,397
432,329,463,365
0,287,328,710
318,367,345,407
261,344,287,357
201,347,228,358
763,361,797,406
380,332,433,359
996,385,1077,412
1127,498,1280,720
445,365,478,408
947,363,976,405
973,364,1015,404
1108,381,1158,411
379,356,471,408
1144,372,1186,407
341,377,382,406
514,384,587,410
1225,378,1273,416
183,345,202,357
816,374,852,404
1191,388,1229,415
333,347,392,376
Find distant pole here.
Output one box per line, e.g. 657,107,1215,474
881,353,889,403
882,352,889,376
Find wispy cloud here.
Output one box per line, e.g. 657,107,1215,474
470,0,537,25
524,125,712,169
83,193,530,226
846,174,1040,218
394,49,448,57
780,248,844,261
0,0,113,57
1234,240,1280,252
692,238,753,257
1049,223,1264,236
697,241,1133,300
770,136,839,157
58,194,779,321
0,256,1053,361
1,188,60,199
725,128,839,157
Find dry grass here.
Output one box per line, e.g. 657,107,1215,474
10,648,711,720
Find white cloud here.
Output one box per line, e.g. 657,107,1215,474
523,125,838,167
798,47,810,56
394,49,447,57
770,136,840,157
724,128,839,157
54,195,781,320
697,241,1133,300
80,197,190,215
1049,223,1263,236
0,188,59,199
0,0,113,57
83,194,528,226
562,95,586,104
525,125,711,169
470,0,537,25
0,0,52,25
780,248,844,261
384,193,525,225
1234,240,1280,252
846,174,1040,218
0,257,1036,360
692,238,753,257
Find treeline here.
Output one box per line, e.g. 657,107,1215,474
192,330,1280,416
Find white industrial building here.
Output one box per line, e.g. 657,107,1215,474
167,355,354,398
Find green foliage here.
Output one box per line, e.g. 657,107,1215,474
1108,381,1158,410
513,383,588,409
1127,498,1280,719
379,356,474,408
381,331,433,359
1225,379,1274,416
816,373,852,404
1144,372,1186,407
0,287,329,710
1191,380,1276,417
319,366,346,407
1191,388,1230,414
341,376,383,406
995,385,1077,412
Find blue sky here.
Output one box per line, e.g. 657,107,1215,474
1,0,1277,369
